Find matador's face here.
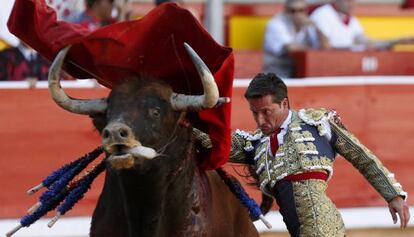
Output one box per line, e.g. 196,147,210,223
248,95,289,136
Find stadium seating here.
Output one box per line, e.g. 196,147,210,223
228,4,414,50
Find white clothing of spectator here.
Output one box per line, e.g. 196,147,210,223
263,0,328,78
309,3,365,49
46,0,85,21
310,0,414,50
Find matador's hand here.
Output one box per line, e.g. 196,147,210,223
388,196,410,229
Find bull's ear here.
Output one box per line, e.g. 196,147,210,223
89,114,107,133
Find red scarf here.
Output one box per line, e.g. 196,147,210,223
270,128,282,156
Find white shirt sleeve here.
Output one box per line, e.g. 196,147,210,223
310,9,331,41
310,4,367,48
349,17,366,42
263,17,292,56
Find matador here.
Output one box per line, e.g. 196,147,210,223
194,73,410,236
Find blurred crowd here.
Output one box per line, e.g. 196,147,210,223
1,0,414,82
263,0,414,78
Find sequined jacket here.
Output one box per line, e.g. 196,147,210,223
195,108,407,201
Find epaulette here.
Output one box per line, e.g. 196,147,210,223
298,108,337,136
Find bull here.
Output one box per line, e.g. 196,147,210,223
45,44,259,237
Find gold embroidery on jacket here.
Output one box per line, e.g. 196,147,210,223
330,117,405,201
293,179,345,237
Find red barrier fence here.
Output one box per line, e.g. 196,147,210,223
1,78,413,218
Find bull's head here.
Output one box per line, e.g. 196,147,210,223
48,44,221,169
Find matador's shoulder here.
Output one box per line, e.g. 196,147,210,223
298,108,345,135
298,108,333,125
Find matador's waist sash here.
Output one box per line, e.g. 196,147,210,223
283,171,328,182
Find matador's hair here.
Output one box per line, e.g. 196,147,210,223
244,73,289,106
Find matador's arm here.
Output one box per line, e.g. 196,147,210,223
329,114,407,202
192,127,258,164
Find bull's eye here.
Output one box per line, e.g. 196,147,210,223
149,107,161,118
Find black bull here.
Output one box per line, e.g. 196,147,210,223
46,45,259,237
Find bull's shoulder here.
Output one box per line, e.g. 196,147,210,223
204,170,259,236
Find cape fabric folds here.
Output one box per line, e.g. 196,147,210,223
8,0,234,170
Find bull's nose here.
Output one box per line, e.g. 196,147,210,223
102,122,134,144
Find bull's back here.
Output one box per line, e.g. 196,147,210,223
205,171,259,237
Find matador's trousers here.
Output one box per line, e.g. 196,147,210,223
271,178,346,237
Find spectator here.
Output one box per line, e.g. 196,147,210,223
310,0,414,50
71,0,116,30
113,0,134,21
0,42,50,81
263,0,329,78
46,0,85,21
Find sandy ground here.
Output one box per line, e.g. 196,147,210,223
260,228,414,237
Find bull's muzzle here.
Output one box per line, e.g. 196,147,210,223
102,122,134,148
102,122,158,169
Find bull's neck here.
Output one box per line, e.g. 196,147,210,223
105,155,196,236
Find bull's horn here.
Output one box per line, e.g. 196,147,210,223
170,43,219,111
48,46,107,115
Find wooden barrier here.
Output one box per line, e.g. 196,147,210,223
234,50,414,78
291,50,414,77
1,79,413,219
234,50,263,78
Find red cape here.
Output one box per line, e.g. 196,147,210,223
8,0,233,170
